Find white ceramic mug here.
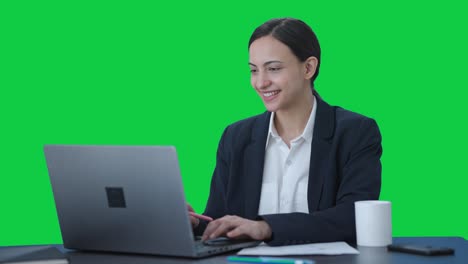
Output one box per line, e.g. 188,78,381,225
355,200,392,247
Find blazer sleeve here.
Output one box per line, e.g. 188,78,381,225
260,118,382,246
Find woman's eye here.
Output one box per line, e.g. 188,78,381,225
250,69,258,73
268,67,281,72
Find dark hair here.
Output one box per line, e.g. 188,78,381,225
248,18,321,88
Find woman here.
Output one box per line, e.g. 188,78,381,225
190,17,382,246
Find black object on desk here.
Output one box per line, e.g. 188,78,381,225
388,243,455,256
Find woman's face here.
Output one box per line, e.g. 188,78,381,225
249,35,313,113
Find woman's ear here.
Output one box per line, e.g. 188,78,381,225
304,56,318,80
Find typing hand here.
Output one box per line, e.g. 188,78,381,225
187,203,200,228
202,215,272,241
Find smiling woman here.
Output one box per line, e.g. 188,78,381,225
188,17,383,246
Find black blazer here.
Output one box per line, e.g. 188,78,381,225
194,95,382,246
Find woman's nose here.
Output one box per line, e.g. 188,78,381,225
254,74,272,90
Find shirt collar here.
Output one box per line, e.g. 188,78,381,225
265,95,317,148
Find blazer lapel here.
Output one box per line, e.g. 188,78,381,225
239,97,335,217
308,96,335,212
243,112,270,220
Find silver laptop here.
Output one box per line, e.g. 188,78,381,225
44,145,259,258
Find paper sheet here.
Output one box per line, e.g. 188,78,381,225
237,241,359,256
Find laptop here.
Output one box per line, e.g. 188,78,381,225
43,145,260,258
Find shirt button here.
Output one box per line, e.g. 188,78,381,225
286,160,292,166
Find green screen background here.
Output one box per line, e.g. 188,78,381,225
1,1,466,246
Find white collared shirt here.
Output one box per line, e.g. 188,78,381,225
258,96,317,215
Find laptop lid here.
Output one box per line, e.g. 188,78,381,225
44,145,198,257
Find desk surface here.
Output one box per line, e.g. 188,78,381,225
3,237,467,264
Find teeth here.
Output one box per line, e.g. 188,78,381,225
264,91,279,97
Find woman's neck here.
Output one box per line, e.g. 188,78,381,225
274,90,314,146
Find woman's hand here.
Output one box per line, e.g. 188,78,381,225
187,203,200,228
202,215,272,241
